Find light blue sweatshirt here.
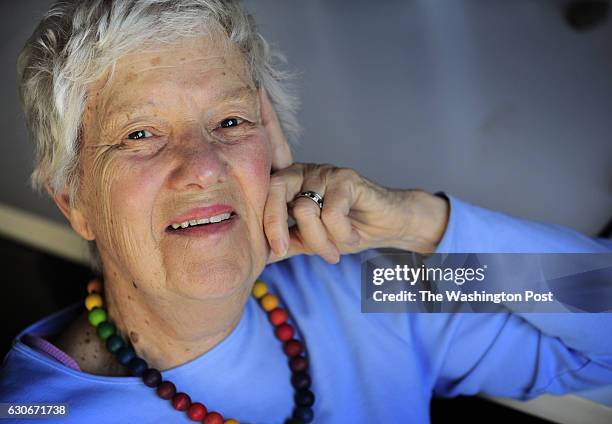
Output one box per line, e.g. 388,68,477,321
1,194,611,423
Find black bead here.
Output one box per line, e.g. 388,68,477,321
284,420,304,424
293,406,314,423
294,389,315,407
127,357,148,376
290,371,311,390
142,368,162,387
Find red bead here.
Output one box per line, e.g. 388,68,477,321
289,356,308,372
203,411,224,424
156,381,176,400
275,323,294,341
187,402,207,421
172,392,191,411
284,339,303,357
268,307,288,326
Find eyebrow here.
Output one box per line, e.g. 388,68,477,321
104,85,258,124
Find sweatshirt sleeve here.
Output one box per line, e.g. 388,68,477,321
431,193,612,399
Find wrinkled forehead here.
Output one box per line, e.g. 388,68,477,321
85,33,255,120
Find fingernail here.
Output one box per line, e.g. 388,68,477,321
278,238,288,256
327,253,340,264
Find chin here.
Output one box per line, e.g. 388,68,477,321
171,255,255,300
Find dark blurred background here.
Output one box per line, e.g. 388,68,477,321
1,0,611,422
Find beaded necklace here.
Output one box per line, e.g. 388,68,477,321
83,278,315,423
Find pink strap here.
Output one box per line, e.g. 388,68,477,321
21,333,81,371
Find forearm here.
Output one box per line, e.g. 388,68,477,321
419,193,612,355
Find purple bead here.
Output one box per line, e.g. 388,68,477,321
291,371,311,390
157,381,176,400
142,368,162,387
289,356,308,372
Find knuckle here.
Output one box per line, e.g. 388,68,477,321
292,203,318,219
321,208,344,224
263,212,285,227
269,174,286,189
335,166,359,181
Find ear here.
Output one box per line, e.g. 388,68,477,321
46,183,96,241
259,87,293,171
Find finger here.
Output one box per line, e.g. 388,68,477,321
259,88,293,171
290,174,340,264
263,176,290,256
320,183,361,248
263,164,304,258
266,225,308,264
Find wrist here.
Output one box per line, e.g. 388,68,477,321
396,189,450,254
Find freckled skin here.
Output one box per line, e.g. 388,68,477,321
67,34,275,372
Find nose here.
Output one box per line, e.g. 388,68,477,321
167,131,228,191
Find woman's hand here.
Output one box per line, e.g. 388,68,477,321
264,163,450,264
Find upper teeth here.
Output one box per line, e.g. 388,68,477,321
171,212,232,229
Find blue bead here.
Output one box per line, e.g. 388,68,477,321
293,406,313,423
116,346,136,365
128,357,148,376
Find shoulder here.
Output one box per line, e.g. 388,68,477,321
50,310,129,377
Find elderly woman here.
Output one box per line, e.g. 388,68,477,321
1,1,611,423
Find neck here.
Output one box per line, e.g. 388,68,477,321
103,270,251,371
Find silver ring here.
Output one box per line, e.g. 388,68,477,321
294,190,324,209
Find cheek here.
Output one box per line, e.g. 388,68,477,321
83,151,163,262
232,134,272,212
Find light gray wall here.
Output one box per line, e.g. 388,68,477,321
1,0,611,235
0,0,611,411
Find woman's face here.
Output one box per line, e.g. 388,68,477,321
76,35,273,300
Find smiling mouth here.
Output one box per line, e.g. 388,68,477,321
166,211,238,232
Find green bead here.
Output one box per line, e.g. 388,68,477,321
88,307,107,327
97,321,116,341
106,334,125,353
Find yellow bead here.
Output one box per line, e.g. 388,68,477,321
251,281,268,299
85,293,103,311
224,420,240,424
87,279,103,294
260,294,278,311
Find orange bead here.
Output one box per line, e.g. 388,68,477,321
260,294,279,312
85,293,103,311
251,281,268,299
224,420,240,424
87,279,103,294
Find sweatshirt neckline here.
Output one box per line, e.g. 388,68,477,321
11,296,254,384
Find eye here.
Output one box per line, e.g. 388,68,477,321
127,129,153,140
219,117,244,129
